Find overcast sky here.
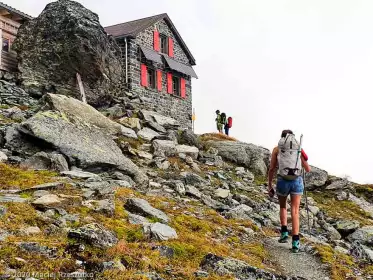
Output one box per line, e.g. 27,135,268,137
8,0,373,183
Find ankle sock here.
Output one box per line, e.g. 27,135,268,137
281,225,288,233
292,235,300,241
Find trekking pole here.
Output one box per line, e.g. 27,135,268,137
297,134,311,234
295,134,303,169
303,167,311,234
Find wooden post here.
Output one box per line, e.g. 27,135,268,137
192,108,196,132
76,73,87,104
0,29,3,69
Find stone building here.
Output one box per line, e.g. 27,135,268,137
0,2,32,72
105,14,198,129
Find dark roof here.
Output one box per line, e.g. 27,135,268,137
0,2,33,20
164,55,198,78
105,14,165,38
105,13,196,66
140,46,162,64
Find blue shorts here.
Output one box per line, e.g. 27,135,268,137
276,176,304,196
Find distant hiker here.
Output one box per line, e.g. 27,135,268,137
268,129,311,253
225,116,233,136
220,112,228,135
215,110,223,134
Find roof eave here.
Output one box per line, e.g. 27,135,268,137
0,2,33,20
163,14,196,65
112,34,136,40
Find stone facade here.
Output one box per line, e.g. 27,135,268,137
117,19,194,129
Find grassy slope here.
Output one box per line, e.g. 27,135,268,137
0,139,372,279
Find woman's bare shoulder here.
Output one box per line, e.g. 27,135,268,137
272,146,278,154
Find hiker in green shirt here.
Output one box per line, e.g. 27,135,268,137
215,110,223,134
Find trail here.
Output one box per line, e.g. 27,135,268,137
265,238,330,280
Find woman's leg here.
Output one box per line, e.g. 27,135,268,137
279,195,288,227
290,194,302,235
225,126,229,136
278,195,289,242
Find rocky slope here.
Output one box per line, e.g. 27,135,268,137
0,0,372,279
0,74,371,280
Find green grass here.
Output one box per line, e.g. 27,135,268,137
315,244,356,280
0,163,57,190
310,191,373,226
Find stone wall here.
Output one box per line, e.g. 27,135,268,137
117,19,193,129
136,19,190,65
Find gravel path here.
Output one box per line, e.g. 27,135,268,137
265,238,330,280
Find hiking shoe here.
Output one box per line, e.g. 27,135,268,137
278,232,289,243
292,240,300,253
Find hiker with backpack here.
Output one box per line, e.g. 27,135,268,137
220,112,227,134
267,130,311,253
215,110,223,134
225,116,233,136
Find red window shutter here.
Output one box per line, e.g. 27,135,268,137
141,64,148,87
168,38,174,57
157,70,162,91
181,78,186,98
167,73,173,94
153,31,160,52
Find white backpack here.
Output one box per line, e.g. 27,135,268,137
277,133,302,180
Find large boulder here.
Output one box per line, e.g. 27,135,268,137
13,0,124,105
178,130,199,147
137,128,160,141
318,220,342,241
335,220,360,237
200,254,282,280
206,141,270,176
325,179,351,190
152,139,199,160
152,140,177,157
32,194,63,207
349,193,373,218
43,94,136,138
144,223,178,241
305,166,328,190
118,117,141,131
4,125,42,156
176,145,199,160
348,226,373,246
20,111,147,184
125,198,169,224
140,110,180,129
180,172,208,186
185,185,202,199
225,204,253,220
350,242,373,263
20,151,69,172
68,223,118,249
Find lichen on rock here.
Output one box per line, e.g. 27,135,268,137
13,0,124,105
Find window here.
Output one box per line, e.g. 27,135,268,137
172,76,180,96
147,68,156,89
2,38,9,52
160,34,168,54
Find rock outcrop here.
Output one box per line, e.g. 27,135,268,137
125,198,169,224
68,223,118,249
140,110,180,129
43,94,137,138
206,140,270,176
20,111,146,184
13,0,124,105
305,166,328,189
